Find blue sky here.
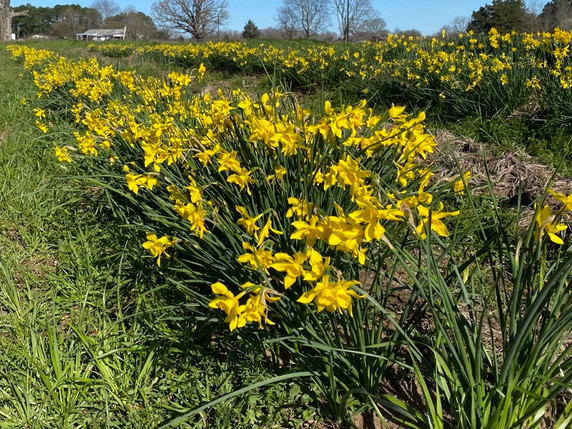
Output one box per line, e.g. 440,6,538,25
13,0,551,36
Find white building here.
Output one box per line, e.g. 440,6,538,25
76,27,126,41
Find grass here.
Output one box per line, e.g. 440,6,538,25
0,46,326,428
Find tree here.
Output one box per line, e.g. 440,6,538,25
242,19,259,39
352,15,386,40
468,0,533,33
276,6,297,39
91,0,120,24
1,0,27,42
151,0,228,41
50,5,101,38
439,16,470,37
106,7,161,39
538,0,572,30
332,0,377,42
393,28,422,38
277,0,330,39
468,3,494,33
11,4,100,39
449,15,470,34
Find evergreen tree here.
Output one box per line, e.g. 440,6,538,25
242,19,259,39
468,0,532,33
468,2,495,32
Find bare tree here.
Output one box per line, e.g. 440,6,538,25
450,16,470,34
151,0,228,41
277,0,330,39
332,0,376,42
554,1,572,30
441,15,469,36
527,0,544,15
91,0,120,24
353,14,386,40
50,6,100,38
526,0,544,31
276,7,298,39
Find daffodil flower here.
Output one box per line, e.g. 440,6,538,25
236,206,263,236
142,232,176,266
270,252,307,289
227,167,257,195
237,242,274,274
53,146,72,163
256,217,283,246
303,249,330,282
208,282,246,331
453,171,471,193
535,204,567,245
416,203,460,240
297,275,363,317
291,215,321,246
549,189,572,212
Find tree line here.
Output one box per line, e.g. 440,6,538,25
5,0,572,43
11,1,164,40
445,0,572,35
151,0,386,42
150,0,572,42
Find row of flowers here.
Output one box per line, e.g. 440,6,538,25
8,43,570,333
88,28,572,120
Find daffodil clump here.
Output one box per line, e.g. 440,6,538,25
9,45,479,333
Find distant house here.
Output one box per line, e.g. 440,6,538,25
76,27,126,41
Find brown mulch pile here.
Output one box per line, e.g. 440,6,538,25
430,130,572,230
431,130,572,201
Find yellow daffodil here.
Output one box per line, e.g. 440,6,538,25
175,201,207,238
416,203,460,240
197,63,206,81
142,232,176,266
210,282,277,331
208,282,246,331
454,171,471,193
388,104,407,120
286,197,313,218
53,146,72,163
227,167,257,195
36,121,48,133
267,165,287,182
236,206,263,236
217,150,241,173
303,249,330,282
256,216,283,246
237,242,274,273
549,189,572,212
291,215,321,246
270,251,307,289
534,204,567,245
297,275,363,316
